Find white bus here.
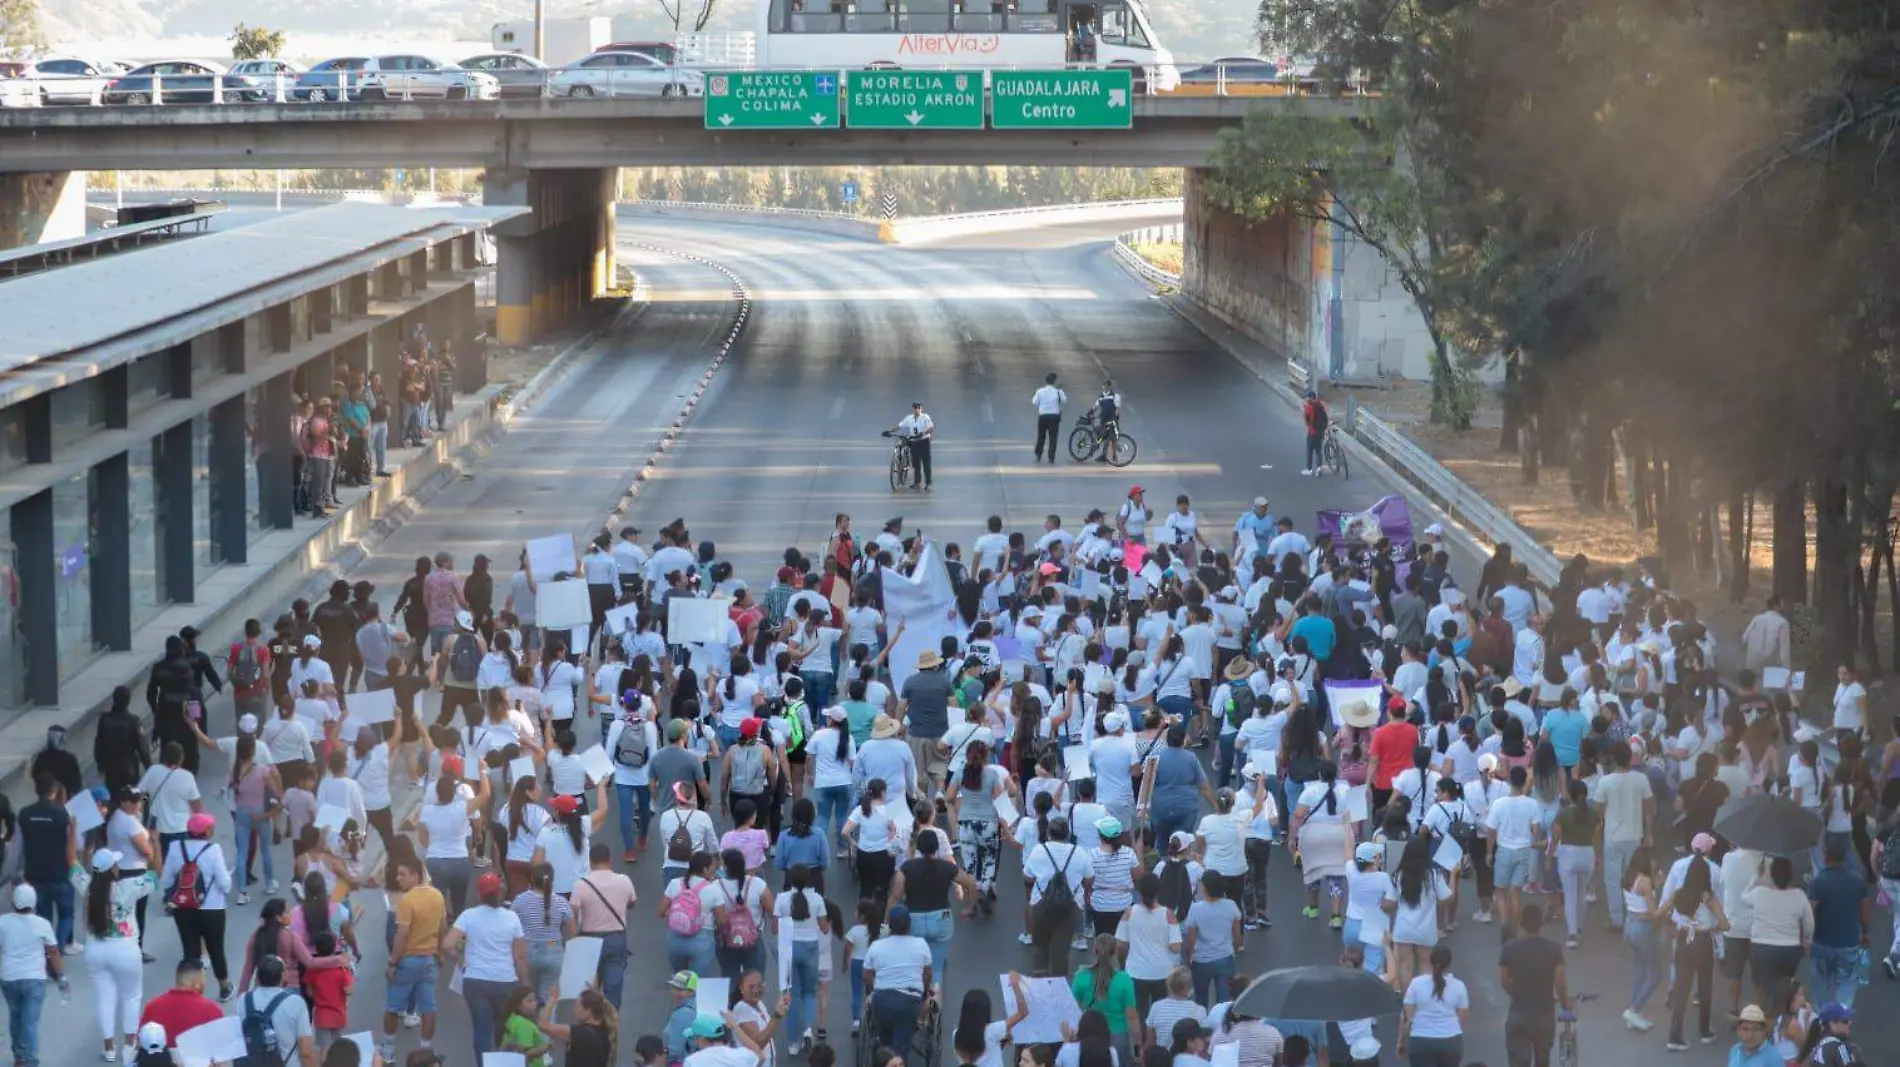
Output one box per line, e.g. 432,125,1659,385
756,0,1177,89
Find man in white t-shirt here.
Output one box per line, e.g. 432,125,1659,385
1590,741,1654,929
1264,520,1310,571
972,516,1010,574
1090,711,1140,829
1031,373,1067,463
137,749,204,858
0,882,64,1064
1484,765,1542,938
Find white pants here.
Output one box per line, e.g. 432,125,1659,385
1883,878,1900,962
86,938,144,1043
1555,844,1596,938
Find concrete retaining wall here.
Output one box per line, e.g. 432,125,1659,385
1181,167,1311,373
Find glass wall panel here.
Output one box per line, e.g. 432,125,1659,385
127,438,162,631
52,472,93,682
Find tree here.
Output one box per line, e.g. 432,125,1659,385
229,23,286,61
0,0,43,55
655,0,720,35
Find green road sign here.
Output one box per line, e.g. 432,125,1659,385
845,70,985,130
704,70,840,130
989,69,1134,129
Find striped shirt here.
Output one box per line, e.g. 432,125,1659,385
1090,846,1139,913
1145,998,1207,1047
1211,1020,1284,1067
510,887,572,946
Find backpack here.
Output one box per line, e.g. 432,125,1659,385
1810,1036,1865,1067
237,990,294,1067
1033,845,1080,925
1224,679,1256,729
1155,858,1193,921
448,634,482,683
613,720,650,770
1096,394,1117,421
782,700,808,754
665,811,695,863
729,743,768,796
232,642,264,689
666,876,705,935
167,843,211,911
718,878,761,948
1432,801,1476,849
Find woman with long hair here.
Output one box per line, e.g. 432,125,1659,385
1289,761,1353,926
1827,735,1875,880
774,863,831,1054
536,983,617,1067
101,785,156,954
84,848,157,1060
502,775,550,895
408,767,488,917
511,861,573,1002
1121,872,1184,1021
1397,943,1468,1067
844,778,899,903
955,980,1032,1067
1072,934,1142,1063
1620,847,1663,1031
713,845,773,980
1547,778,1600,948
291,866,361,962
1664,852,1730,1051
1277,705,1331,839
808,705,857,857
227,734,281,906
1742,855,1812,1014
1383,836,1450,992
947,738,1011,907
774,796,832,895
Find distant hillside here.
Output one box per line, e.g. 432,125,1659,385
41,0,1260,61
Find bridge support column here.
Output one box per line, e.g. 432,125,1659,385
1180,166,1314,374
0,172,85,249
484,166,619,346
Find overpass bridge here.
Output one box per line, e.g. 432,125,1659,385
0,93,1355,171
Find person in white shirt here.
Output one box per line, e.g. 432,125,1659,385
1264,521,1311,571
1090,711,1140,828
1511,616,1547,689
863,904,936,1052
1160,496,1210,555
888,403,935,490
1483,765,1542,938
973,516,1011,575
1032,373,1067,463
1398,944,1470,1065
1021,817,1095,975
612,525,649,599
1118,488,1153,545
0,882,63,1062
1831,663,1867,742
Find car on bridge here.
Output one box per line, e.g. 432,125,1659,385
103,61,269,105
0,62,39,108
458,52,552,98
292,57,369,102
356,55,501,101
228,58,306,98
28,56,124,105
547,51,704,98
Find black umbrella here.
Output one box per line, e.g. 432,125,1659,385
1231,965,1401,1022
1714,794,1824,856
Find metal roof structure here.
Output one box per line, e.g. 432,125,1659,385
0,201,525,408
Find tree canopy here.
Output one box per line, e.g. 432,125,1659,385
0,0,43,55
229,22,287,61
1219,0,1900,669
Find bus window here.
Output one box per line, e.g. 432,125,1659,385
1098,3,1147,47
952,0,1004,33
904,0,953,33
848,0,896,33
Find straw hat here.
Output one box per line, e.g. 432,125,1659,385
1339,699,1379,729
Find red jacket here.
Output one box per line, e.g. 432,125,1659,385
304,963,355,1030
1303,400,1329,436
140,989,224,1046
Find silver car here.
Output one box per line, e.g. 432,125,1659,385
458,52,550,98
357,55,500,101
30,56,118,104
548,51,703,98
228,58,306,99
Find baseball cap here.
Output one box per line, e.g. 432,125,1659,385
1348,1036,1381,1063
887,903,911,926
667,719,689,742
669,971,699,992
455,609,476,631
1103,710,1128,732
1737,1005,1768,1024
477,872,504,897
1128,485,1143,496
441,754,465,778
186,812,216,836
301,635,322,650
238,713,260,735
1381,624,1398,640
139,1022,169,1054
740,718,762,740
1354,842,1381,864
91,848,122,873
1477,753,1500,774
551,795,581,816
686,1014,729,1041
11,884,35,911
1095,815,1124,839
824,705,848,722
1169,831,1194,852
1818,1003,1854,1024
1252,496,1269,507
1691,832,1716,854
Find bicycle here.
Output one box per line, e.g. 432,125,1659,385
881,430,914,491
1321,422,1350,479
1065,410,1138,467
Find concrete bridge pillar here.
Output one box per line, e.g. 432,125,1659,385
1180,166,1315,372
483,167,618,346
0,172,86,249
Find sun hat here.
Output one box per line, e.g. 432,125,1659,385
1340,700,1379,729
1737,1005,1768,1024
1223,657,1255,681
871,714,900,739
1500,677,1525,697
917,650,944,670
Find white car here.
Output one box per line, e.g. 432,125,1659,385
356,55,500,101
228,58,305,98
0,74,38,109
30,56,119,104
548,51,703,98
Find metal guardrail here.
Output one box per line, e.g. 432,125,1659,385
623,198,858,221
1347,404,1563,587
1111,223,1182,286
908,198,1181,225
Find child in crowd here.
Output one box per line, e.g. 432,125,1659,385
305,930,355,1052
501,987,553,1067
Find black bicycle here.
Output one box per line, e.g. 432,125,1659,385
1066,410,1138,466
881,430,916,490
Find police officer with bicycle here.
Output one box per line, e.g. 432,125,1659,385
886,402,935,490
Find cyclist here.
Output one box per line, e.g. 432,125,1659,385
886,401,935,490
1302,388,1330,476
1092,379,1123,463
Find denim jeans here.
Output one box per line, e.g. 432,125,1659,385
1554,844,1595,938
800,671,834,714
1809,943,1862,1009
1191,956,1235,1008
871,988,923,1054
234,808,274,894
617,783,651,852
1601,838,1640,928
910,909,952,985
814,785,852,854
427,858,471,916
527,943,562,1002
590,934,629,1009
1216,732,1238,789
667,928,717,976
369,421,388,472
1625,918,1664,1013
787,939,820,1040
1150,804,1197,851
849,958,865,1019
2,977,45,1066
463,977,514,1059
29,880,72,947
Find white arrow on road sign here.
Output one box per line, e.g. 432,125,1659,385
810,112,829,125
905,110,924,126
718,114,734,126
1107,88,1128,108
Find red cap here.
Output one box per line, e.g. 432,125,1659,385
1387,695,1408,712
476,872,504,896
740,718,762,740
1128,485,1144,496
777,566,797,582
441,755,465,778
550,794,581,816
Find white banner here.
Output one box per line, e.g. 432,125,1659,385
883,542,966,694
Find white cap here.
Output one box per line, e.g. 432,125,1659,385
91,848,122,873
1381,624,1398,640
301,634,322,650
455,609,476,631
238,713,260,735
11,884,35,911
1422,523,1444,538
1349,1036,1381,1062
1252,496,1269,508
1103,710,1129,732
139,1022,168,1053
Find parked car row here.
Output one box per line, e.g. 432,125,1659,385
0,48,704,106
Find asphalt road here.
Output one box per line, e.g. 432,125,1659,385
33,217,1891,1067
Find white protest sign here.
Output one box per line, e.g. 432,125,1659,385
604,602,641,638
696,977,731,1017
350,687,397,726
1761,667,1791,691
483,1055,527,1067
314,804,350,832
1211,1045,1241,1067
539,579,592,631
1344,785,1370,823
1432,834,1463,872
344,1033,376,1065
67,793,104,834
994,791,1020,829
1078,569,1102,601
557,936,603,1000
999,974,1082,1045
669,596,730,645
527,534,577,581
777,918,794,993
576,745,615,784
175,1017,248,1063
1062,745,1093,781
1243,750,1277,781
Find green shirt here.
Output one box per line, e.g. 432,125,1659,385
844,700,880,745
1071,968,1137,1034
503,1013,550,1067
